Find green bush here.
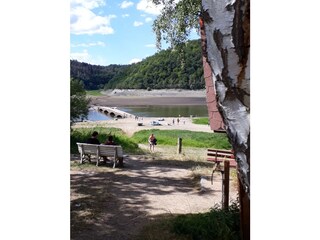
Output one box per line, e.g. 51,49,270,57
134,201,240,240
70,127,144,154
172,201,241,240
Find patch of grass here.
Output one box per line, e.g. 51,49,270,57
192,117,209,125
134,202,240,240
70,127,144,155
132,129,231,150
86,89,103,96
133,215,190,240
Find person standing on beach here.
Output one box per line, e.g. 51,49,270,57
148,133,157,152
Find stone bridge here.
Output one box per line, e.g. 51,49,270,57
93,106,135,119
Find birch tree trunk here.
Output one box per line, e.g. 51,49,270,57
201,0,250,238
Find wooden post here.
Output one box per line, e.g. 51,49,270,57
177,137,182,154
222,161,230,210
238,173,250,240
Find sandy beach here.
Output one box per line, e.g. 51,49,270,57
73,115,212,136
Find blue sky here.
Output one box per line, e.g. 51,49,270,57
70,0,198,66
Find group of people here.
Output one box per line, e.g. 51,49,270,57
87,131,116,145
88,131,157,152
87,131,116,163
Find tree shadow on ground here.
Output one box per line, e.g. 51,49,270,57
71,156,223,240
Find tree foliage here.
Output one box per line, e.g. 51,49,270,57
70,61,127,90
152,0,202,49
70,39,204,90
70,78,90,124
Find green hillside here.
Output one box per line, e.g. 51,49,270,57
70,39,204,90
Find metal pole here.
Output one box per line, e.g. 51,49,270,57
177,137,182,154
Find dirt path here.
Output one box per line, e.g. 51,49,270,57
71,154,238,240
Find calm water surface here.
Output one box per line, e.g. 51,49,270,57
86,105,208,121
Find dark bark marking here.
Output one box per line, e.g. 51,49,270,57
225,4,233,11
231,0,250,108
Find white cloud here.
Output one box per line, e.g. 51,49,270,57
137,0,163,15
70,50,109,66
70,49,90,63
71,41,106,47
70,0,105,9
133,21,143,27
145,44,156,48
122,14,130,18
145,17,153,23
129,58,142,64
70,0,116,35
120,1,134,9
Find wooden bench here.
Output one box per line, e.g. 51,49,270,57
207,148,237,184
76,143,124,168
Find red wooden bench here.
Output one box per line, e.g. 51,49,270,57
207,148,237,184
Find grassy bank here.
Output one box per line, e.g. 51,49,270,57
70,127,144,154
192,117,209,125
131,129,231,149
71,128,231,155
86,89,103,96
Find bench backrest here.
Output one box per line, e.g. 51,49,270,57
77,143,123,158
207,148,234,160
77,143,99,155
98,145,117,158
115,146,123,157
207,148,236,167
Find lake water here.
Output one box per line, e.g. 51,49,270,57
85,105,208,121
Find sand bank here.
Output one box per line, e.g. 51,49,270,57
73,116,212,137
90,89,207,107
101,89,206,97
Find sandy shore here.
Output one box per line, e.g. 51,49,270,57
73,116,212,136
90,89,207,107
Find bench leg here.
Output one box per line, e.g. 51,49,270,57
118,157,124,168
80,154,91,164
210,162,222,185
80,154,90,164
112,159,116,168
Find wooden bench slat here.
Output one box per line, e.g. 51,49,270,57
76,143,124,168
207,149,233,153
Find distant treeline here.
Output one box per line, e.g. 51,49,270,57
70,39,205,90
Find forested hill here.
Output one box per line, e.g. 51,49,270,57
70,39,204,90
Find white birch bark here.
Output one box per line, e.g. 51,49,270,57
202,0,250,196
